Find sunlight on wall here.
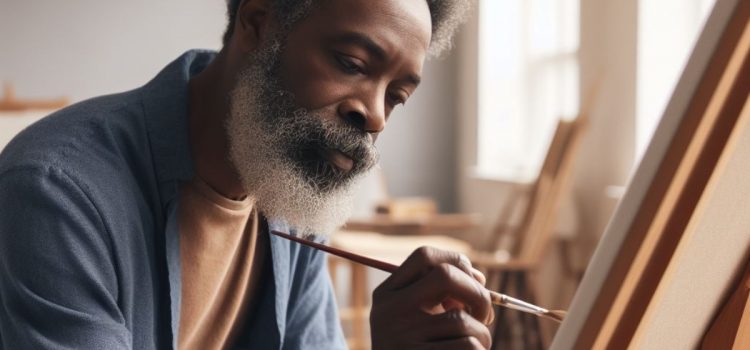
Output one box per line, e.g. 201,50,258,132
636,0,716,161
476,0,579,182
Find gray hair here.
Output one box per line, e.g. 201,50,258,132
222,0,470,57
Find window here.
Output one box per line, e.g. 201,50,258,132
635,0,716,161
476,0,580,182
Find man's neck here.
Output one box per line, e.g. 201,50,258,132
188,49,248,200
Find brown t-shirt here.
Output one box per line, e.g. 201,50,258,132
177,177,266,350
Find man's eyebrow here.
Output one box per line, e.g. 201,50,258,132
334,32,387,61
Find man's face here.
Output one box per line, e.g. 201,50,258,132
277,0,431,133
226,0,432,235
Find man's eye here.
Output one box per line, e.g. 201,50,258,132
388,92,407,106
335,54,365,75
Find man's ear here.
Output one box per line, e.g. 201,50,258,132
234,0,271,52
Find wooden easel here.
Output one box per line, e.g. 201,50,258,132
0,83,68,111
550,0,750,348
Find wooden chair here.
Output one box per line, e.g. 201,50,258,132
470,115,588,350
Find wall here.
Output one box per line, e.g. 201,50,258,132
0,0,226,101
574,0,638,252
0,0,458,211
636,0,716,159
376,53,459,212
456,3,517,243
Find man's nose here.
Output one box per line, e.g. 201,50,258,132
337,95,385,134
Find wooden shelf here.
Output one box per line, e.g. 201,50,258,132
0,83,68,112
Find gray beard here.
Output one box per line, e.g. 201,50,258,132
225,37,379,236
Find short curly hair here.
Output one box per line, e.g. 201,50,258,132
222,0,470,57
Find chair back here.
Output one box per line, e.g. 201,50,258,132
490,115,587,265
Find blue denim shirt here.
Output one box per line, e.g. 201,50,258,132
0,50,346,350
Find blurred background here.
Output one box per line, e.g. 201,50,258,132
0,0,717,348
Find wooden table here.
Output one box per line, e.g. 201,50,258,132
343,213,482,236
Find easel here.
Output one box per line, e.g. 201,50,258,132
549,0,750,348
0,83,68,111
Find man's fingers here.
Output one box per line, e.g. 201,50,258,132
471,267,486,286
407,263,493,324
416,309,492,349
370,246,494,324
370,248,494,350
384,246,474,290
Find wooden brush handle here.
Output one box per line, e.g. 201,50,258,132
271,230,399,272
270,230,565,323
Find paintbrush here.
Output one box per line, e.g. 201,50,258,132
270,230,566,323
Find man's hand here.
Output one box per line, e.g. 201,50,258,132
370,246,494,350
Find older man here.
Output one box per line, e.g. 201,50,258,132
0,0,493,349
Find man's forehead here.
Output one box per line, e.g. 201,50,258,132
312,0,433,55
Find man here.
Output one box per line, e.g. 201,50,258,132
0,0,493,349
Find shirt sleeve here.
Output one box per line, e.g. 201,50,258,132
282,244,347,350
0,166,132,349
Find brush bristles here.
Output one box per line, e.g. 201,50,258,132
543,310,567,323
489,289,567,323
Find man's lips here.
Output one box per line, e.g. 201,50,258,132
321,148,354,172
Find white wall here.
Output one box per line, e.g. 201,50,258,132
0,0,459,211
573,0,638,250
456,3,517,242
636,0,715,160
0,0,226,102
377,53,459,212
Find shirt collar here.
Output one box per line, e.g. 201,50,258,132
140,49,216,207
